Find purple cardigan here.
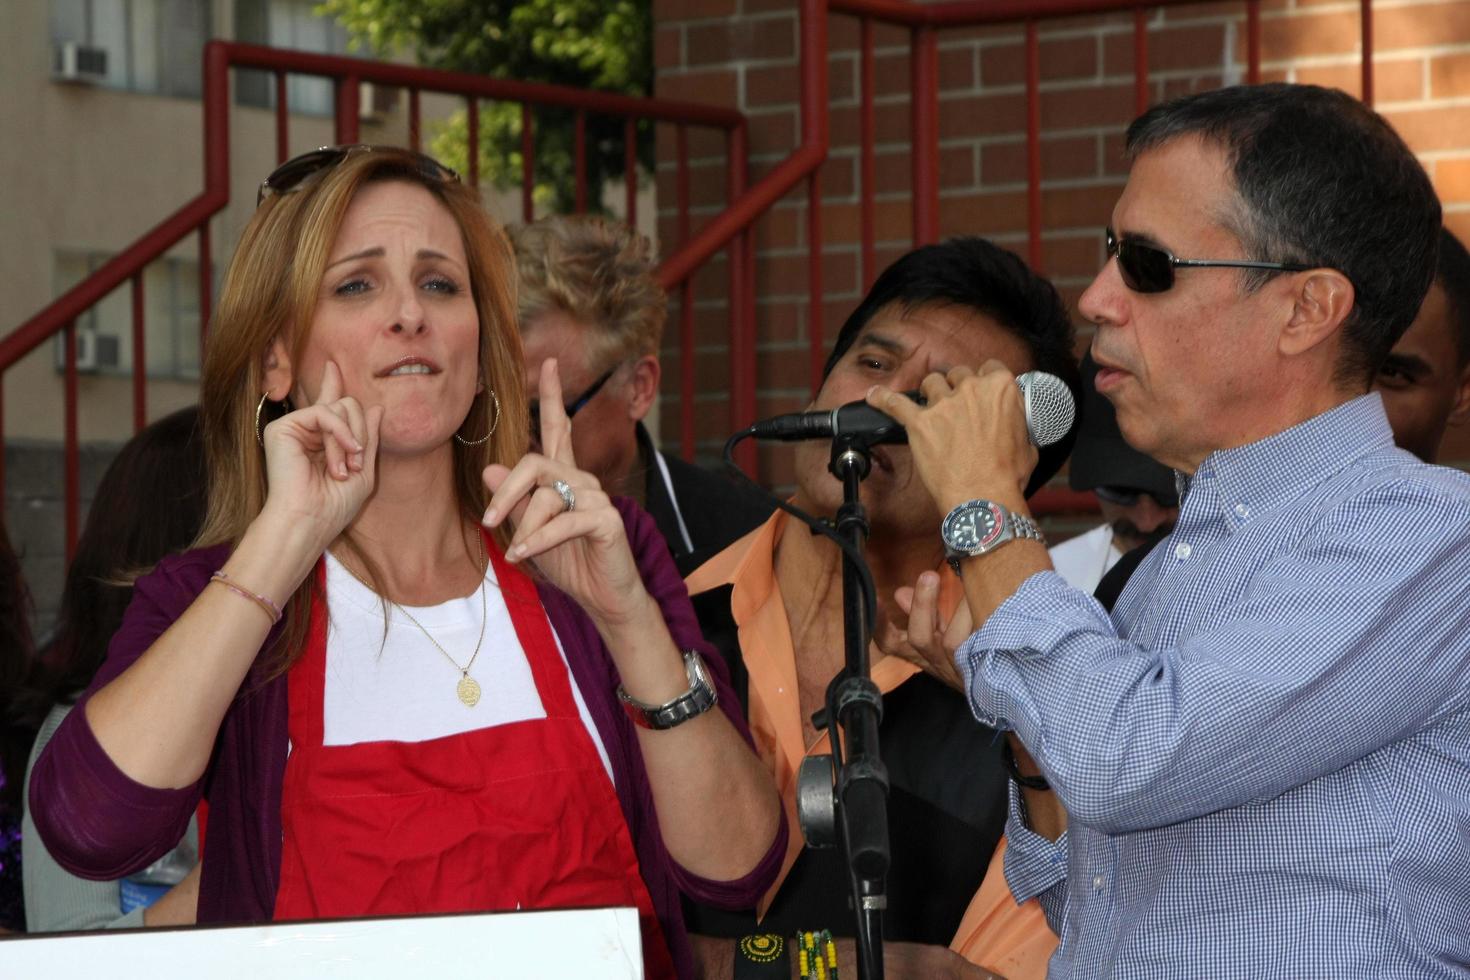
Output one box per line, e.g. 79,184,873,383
30,499,783,977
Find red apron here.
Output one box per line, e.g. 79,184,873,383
274,532,675,978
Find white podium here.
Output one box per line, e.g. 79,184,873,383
0,905,643,979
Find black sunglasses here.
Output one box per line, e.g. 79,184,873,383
529,367,618,428
256,144,459,207
1105,227,1310,294
1094,484,1178,509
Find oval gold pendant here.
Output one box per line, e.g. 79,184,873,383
457,675,482,707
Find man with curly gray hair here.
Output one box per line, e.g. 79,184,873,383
511,215,772,574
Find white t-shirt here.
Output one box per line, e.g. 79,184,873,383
1047,522,1123,596
318,551,613,782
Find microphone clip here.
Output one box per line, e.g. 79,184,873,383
829,436,877,482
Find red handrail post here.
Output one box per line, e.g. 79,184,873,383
521,105,535,223
63,321,79,562
1025,21,1043,272
1246,0,1262,85
575,110,589,213
1361,0,1374,105
132,273,146,433
1133,7,1150,115
198,222,212,347
408,88,422,152
676,126,694,463
334,74,360,144
625,118,638,226
860,17,877,290
467,98,480,188
807,171,825,400
275,71,289,163
911,25,940,246
729,126,756,477
204,41,230,203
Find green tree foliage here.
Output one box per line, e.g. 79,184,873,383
321,0,652,213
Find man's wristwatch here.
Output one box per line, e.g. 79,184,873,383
941,499,1045,574
617,650,719,730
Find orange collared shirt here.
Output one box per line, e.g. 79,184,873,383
686,511,1056,979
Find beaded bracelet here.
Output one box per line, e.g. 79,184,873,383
796,929,839,980
209,570,283,625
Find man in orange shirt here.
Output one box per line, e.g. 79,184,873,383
684,238,1079,980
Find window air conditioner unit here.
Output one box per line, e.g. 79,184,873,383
54,328,122,374
53,41,109,85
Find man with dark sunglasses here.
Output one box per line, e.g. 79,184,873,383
873,84,1470,977
511,215,772,575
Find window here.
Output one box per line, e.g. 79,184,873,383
49,0,210,98
53,251,206,380
236,0,352,116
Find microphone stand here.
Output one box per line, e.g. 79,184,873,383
819,434,890,980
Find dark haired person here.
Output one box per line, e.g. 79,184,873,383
1375,226,1470,462
20,407,206,931
685,237,1079,980
0,521,35,933
1095,228,1470,613
880,84,1470,975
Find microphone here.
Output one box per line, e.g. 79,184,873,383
747,371,1076,447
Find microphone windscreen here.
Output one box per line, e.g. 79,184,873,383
1016,371,1076,447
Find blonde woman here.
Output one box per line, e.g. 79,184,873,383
30,146,782,978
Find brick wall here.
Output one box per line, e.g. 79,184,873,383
654,0,1470,486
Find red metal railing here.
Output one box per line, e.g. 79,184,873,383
656,0,832,442
1,41,749,559
2,1,1384,557
816,0,1376,514
823,0,1372,282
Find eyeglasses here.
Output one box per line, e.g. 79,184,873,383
1105,227,1310,294
1093,484,1178,509
256,144,459,207
529,367,618,429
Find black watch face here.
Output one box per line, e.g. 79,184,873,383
945,502,1004,552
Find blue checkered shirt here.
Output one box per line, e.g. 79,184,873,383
959,395,1470,978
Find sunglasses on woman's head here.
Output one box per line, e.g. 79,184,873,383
1104,227,1310,294
256,144,460,207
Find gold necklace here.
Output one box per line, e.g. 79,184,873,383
338,533,490,707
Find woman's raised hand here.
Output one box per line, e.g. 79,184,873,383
481,358,650,629
259,360,383,550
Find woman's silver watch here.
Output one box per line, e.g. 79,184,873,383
617,651,719,730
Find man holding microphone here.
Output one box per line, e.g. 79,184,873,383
873,83,1470,977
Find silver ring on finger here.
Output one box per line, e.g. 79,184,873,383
552,478,576,513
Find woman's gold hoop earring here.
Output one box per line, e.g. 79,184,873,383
454,387,500,446
255,390,292,447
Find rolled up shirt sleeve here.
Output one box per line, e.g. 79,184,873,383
28,692,202,881
1002,779,1069,933
957,483,1470,837
28,549,229,880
